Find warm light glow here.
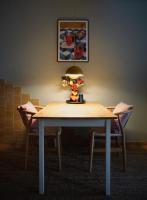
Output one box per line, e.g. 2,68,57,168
65,73,83,79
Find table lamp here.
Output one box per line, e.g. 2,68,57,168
62,66,85,103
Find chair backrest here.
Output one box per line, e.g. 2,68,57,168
112,102,134,133
17,106,32,130
17,101,38,130
118,108,133,128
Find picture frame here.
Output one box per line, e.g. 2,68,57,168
57,19,89,62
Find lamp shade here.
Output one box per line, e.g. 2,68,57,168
64,66,83,79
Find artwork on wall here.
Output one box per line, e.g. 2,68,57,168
57,19,89,62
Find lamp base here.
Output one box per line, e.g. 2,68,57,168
66,100,86,104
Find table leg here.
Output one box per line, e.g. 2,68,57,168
106,119,111,196
39,120,45,194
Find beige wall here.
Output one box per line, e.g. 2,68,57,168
1,0,147,141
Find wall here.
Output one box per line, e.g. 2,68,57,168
1,0,147,141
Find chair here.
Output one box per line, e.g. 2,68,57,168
17,101,62,171
89,102,133,172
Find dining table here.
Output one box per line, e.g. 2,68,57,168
33,102,116,196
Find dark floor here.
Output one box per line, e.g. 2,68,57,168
0,144,147,200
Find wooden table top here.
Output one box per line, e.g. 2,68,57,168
33,102,116,119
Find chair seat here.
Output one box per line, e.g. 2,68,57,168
92,132,122,137
30,127,61,136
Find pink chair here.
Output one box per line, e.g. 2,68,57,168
89,102,133,172
17,101,62,170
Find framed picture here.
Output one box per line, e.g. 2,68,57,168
57,19,89,62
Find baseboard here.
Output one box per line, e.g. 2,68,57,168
126,141,147,151
93,142,147,153
0,143,15,152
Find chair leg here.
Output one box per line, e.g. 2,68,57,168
121,131,126,172
117,115,127,172
25,134,29,170
57,133,62,171
89,132,95,173
115,136,121,157
54,138,57,147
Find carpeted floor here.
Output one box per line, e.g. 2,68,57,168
0,145,147,200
